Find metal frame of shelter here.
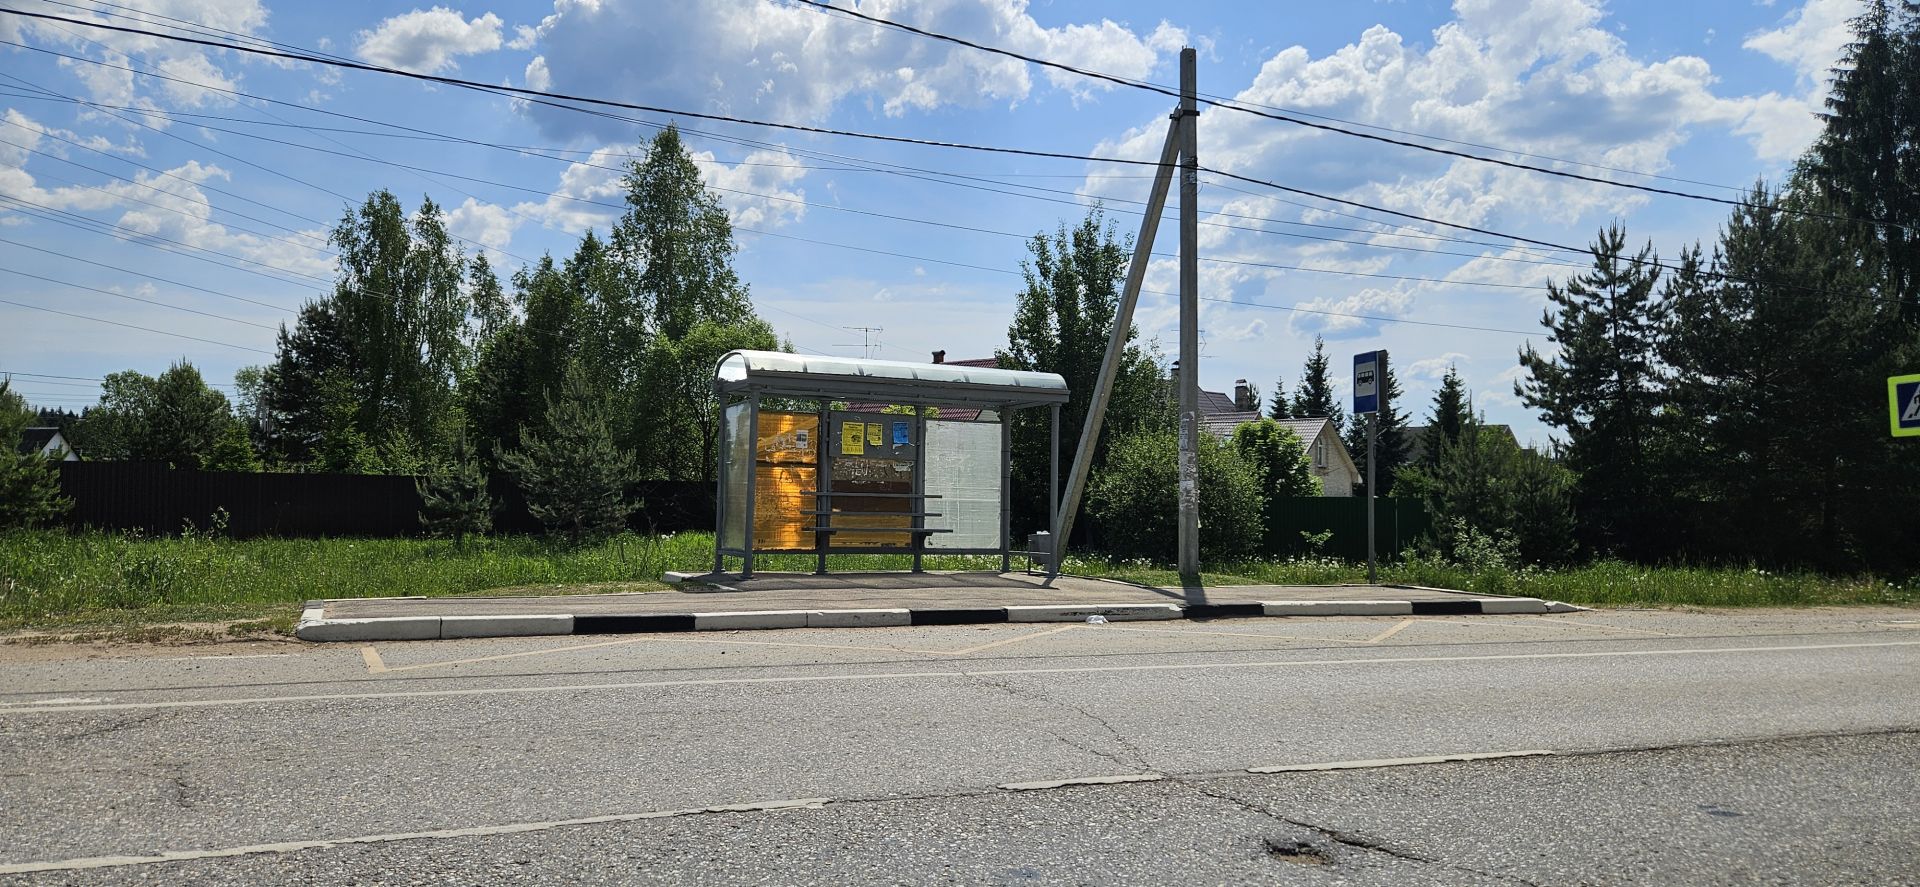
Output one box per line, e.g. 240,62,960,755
711,350,1070,579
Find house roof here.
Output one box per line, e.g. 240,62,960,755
18,427,62,456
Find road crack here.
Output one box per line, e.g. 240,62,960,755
957,669,1150,771
1189,783,1547,887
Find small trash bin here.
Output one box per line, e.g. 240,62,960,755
1027,531,1053,572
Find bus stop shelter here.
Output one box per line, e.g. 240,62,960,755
711,350,1069,579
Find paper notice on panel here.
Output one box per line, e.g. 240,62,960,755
842,421,865,455
866,423,884,447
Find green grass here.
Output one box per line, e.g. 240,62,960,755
2,529,1911,639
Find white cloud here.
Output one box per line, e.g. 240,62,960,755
507,24,539,51
355,7,505,74
22,1,267,116
1744,0,1859,82
1288,288,1414,339
1405,352,1469,380
446,196,521,253
519,0,1186,138
695,148,807,230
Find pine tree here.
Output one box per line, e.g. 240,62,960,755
1290,335,1345,437
1516,223,1666,557
0,381,70,529
1420,365,1470,470
417,432,492,548
1267,376,1292,419
500,365,640,545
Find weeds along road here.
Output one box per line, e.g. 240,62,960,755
1,608,1916,884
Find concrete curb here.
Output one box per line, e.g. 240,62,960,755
294,595,1569,642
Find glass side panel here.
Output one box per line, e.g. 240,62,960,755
719,402,751,550
923,418,1002,550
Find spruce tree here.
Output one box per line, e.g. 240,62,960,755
0,382,71,529
500,365,640,545
1290,335,1345,437
1420,365,1470,470
1516,224,1666,557
1267,376,1292,419
417,432,492,548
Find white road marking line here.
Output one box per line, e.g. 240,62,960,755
1105,624,1374,645
1000,773,1163,790
155,654,295,662
0,639,1914,715
0,797,832,875
0,697,105,707
1247,749,1553,773
360,647,387,674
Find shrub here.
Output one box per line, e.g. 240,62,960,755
417,433,493,548
1088,427,1263,563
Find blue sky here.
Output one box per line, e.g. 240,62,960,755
0,0,1864,446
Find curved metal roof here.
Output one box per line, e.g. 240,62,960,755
715,350,1069,407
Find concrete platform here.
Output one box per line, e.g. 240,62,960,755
297,573,1577,642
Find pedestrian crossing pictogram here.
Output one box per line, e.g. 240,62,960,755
1892,374,1920,438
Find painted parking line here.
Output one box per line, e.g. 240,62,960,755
1367,619,1415,644
7,638,1911,715
360,647,387,674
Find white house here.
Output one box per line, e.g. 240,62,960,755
1195,382,1359,497
17,427,79,461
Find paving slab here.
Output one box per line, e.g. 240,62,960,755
320,573,1501,620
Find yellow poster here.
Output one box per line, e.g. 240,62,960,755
841,421,864,455
866,423,884,447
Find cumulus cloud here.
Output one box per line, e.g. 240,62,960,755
1744,0,1859,82
446,196,521,253
511,143,811,235
21,0,267,117
1405,352,1470,380
1287,288,1414,338
518,0,1186,138
355,7,505,74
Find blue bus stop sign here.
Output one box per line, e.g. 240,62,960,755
1893,374,1920,438
1353,351,1383,415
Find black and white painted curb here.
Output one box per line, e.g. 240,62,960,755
295,596,1584,642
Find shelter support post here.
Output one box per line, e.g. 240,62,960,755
713,392,728,576
816,397,831,576
743,394,760,579
1000,409,1013,573
1048,402,1061,582
912,404,927,574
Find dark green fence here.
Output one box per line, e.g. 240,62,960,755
1261,497,1431,561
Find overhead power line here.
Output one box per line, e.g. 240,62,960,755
0,297,272,353
778,0,1901,229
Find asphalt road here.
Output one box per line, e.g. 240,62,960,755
1,607,1916,884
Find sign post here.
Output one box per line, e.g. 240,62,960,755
1354,351,1384,584
1893,374,1920,438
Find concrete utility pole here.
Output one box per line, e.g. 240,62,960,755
1176,47,1201,579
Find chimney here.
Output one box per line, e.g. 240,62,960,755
1234,379,1252,411
932,350,946,364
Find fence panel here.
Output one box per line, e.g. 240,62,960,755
55,463,714,539
1261,497,1431,561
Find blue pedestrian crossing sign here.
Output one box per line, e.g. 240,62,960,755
1893,374,1920,438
